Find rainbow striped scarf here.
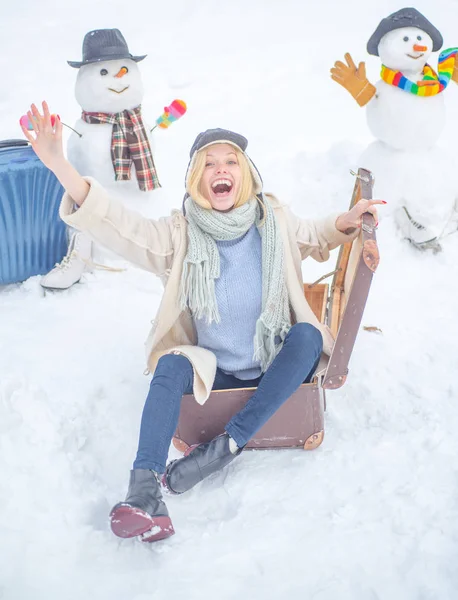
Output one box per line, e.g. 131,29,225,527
381,48,458,96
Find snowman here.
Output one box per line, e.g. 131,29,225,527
331,7,458,251
41,28,160,290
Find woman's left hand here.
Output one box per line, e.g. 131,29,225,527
335,198,386,234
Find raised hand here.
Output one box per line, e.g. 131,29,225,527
336,198,386,233
20,101,65,171
330,53,376,107
20,101,89,206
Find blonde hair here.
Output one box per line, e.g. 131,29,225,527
187,145,256,210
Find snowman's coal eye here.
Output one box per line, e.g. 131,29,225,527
100,68,108,76
417,35,422,41
403,36,409,42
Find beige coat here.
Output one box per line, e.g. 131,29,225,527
60,178,357,404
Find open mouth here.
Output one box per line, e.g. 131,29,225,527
211,179,233,198
406,53,424,59
108,86,130,94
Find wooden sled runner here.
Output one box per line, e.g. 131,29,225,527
173,168,379,452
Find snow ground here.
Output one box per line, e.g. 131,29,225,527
1,1,458,598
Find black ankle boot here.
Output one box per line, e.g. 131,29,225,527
110,469,175,542
163,433,242,495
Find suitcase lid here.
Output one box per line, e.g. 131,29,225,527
322,168,379,390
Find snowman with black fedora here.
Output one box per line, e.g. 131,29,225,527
331,7,458,251
41,28,160,290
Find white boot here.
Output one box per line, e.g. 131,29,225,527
395,206,442,252
40,231,92,290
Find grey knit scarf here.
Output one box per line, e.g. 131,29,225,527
180,195,291,372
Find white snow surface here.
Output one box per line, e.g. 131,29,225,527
2,1,458,598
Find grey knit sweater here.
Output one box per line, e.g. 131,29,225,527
193,225,262,380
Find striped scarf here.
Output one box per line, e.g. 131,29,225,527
181,196,291,373
81,106,160,191
381,48,458,96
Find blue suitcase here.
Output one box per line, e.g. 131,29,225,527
0,140,67,285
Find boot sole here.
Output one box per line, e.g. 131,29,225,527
110,505,175,542
40,279,82,292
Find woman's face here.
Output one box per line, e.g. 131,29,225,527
199,143,241,211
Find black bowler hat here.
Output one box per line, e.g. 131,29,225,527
68,29,146,68
367,7,443,56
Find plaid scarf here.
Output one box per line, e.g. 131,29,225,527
81,106,160,191
381,48,458,97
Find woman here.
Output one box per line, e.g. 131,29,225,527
22,102,383,544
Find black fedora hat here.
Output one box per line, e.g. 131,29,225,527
367,7,443,57
68,29,146,68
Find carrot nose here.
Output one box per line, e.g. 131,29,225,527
413,44,427,52
114,67,128,78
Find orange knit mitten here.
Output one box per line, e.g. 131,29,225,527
331,53,376,107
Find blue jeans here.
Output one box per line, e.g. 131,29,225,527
133,323,323,473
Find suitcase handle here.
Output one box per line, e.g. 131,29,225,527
0,139,30,149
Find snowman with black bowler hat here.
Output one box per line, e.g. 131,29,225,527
41,28,160,290
331,7,458,252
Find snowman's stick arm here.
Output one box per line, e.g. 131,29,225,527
61,122,83,138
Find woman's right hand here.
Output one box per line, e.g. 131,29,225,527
20,101,65,171
20,100,90,206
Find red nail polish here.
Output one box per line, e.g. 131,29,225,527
382,201,387,204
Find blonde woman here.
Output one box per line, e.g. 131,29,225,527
22,102,383,543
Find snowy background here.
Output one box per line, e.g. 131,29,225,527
1,0,458,598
